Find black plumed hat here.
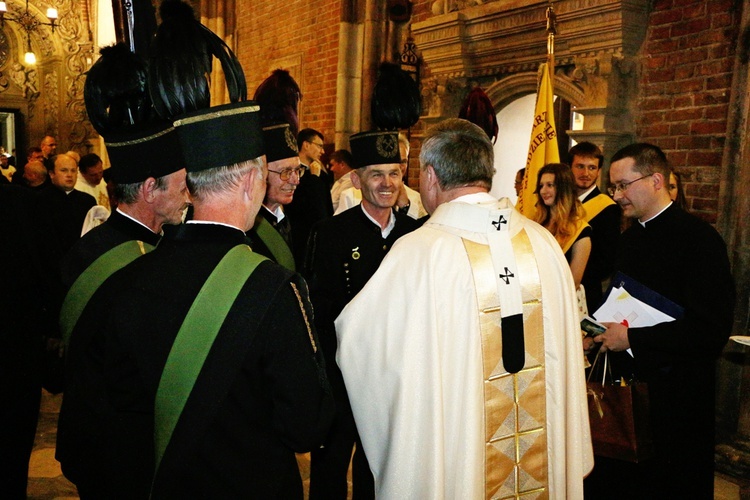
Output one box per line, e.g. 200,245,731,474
148,0,264,173
83,43,183,184
148,0,247,121
371,62,421,131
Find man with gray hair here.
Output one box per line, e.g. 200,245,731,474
335,118,593,498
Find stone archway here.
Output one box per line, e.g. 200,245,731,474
485,71,587,112
411,0,649,171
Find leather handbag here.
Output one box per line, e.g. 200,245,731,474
586,351,654,463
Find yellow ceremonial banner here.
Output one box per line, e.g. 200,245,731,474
517,63,559,218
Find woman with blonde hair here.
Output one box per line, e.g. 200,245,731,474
534,162,591,289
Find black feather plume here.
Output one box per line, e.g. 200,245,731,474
254,69,302,133
458,87,499,144
84,43,153,136
148,0,247,119
371,63,421,130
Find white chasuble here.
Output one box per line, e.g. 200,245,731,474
335,195,593,499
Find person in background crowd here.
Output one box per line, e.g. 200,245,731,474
1,153,16,183
20,160,48,189
514,167,525,197
568,141,620,312
534,162,591,290
329,149,355,211
35,153,96,261
41,135,58,171
75,153,110,210
668,170,688,211
285,128,334,268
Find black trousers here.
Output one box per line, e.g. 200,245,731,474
0,367,41,499
309,398,374,499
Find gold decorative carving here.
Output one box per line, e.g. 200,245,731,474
43,70,58,136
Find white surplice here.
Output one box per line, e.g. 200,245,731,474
335,194,593,499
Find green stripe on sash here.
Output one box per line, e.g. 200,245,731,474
153,245,267,473
255,216,296,271
60,240,153,346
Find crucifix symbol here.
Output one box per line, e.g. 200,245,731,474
491,215,507,231
499,267,514,284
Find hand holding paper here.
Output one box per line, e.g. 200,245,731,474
594,322,630,352
591,273,684,357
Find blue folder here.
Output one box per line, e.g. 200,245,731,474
600,272,685,321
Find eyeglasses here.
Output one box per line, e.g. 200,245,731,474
607,174,653,196
308,140,324,149
268,167,306,181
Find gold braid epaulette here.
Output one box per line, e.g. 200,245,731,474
290,282,317,353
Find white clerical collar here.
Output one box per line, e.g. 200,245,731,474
639,201,673,227
262,204,286,223
450,191,496,204
360,204,396,238
187,219,245,232
117,208,158,234
578,184,597,202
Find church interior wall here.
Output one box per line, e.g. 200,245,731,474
0,0,747,484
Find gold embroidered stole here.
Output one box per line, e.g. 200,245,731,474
463,230,548,499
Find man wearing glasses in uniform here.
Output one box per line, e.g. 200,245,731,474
246,123,304,271
589,142,734,500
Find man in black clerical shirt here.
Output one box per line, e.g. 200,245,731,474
35,153,96,263
589,143,735,500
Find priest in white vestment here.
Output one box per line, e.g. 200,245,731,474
335,118,593,499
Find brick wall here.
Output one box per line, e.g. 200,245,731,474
230,0,740,220
235,0,342,146
636,0,739,223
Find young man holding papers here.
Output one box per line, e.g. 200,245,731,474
590,143,735,499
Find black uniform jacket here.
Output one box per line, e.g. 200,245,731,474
56,210,162,486
60,223,334,498
581,187,621,312
34,185,96,261
304,206,420,397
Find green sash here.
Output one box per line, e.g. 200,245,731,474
153,245,267,473
255,216,295,271
60,240,153,346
